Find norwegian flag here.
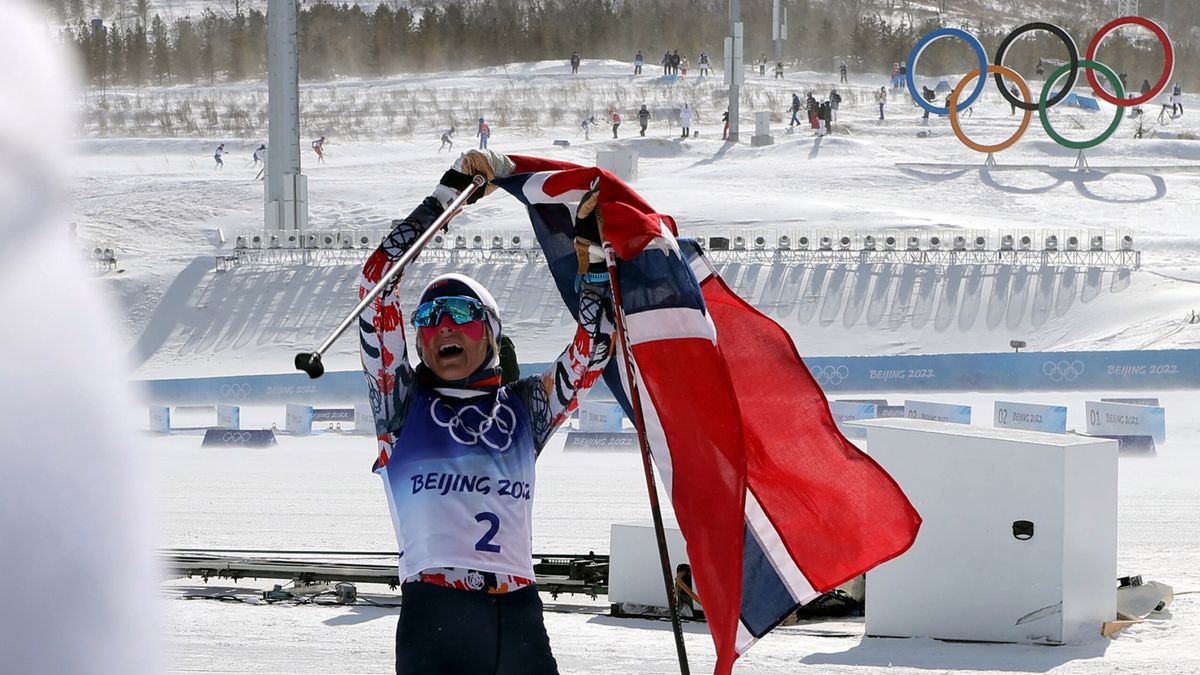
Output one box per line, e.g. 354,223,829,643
498,156,921,673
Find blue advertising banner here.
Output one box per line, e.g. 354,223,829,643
134,349,1200,406
1086,401,1166,443
994,401,1068,433
904,400,972,424
829,401,878,439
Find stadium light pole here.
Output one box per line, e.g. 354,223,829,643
726,0,742,142
265,0,307,236
772,0,786,63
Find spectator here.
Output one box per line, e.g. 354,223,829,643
699,52,711,78
634,50,644,75
570,51,581,75
477,117,490,149
1172,82,1183,115
662,50,671,75
774,60,784,79
806,92,819,129
675,564,701,620
610,108,621,138
681,56,689,77
670,50,681,76
877,86,887,120
829,87,842,122
790,93,802,127
840,61,848,83
679,103,692,139
759,52,767,76
637,104,650,137
721,109,730,140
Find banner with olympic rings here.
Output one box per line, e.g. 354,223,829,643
906,17,1173,154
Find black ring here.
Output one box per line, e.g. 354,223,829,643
993,22,1079,111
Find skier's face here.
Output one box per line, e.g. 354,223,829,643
418,312,490,381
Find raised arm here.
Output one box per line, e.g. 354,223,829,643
511,189,617,452
361,150,515,468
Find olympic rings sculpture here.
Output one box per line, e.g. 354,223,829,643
906,16,1173,153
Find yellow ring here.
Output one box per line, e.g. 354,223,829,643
949,65,1032,154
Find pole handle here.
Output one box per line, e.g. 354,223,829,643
294,175,486,379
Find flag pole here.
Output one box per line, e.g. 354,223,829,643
603,242,691,675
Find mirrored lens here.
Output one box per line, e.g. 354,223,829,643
412,296,485,327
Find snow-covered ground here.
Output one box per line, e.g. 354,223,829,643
65,61,1200,673
153,391,1200,674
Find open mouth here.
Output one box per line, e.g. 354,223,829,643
437,343,464,358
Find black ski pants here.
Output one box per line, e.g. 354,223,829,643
396,582,559,675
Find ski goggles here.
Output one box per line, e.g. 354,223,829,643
412,296,489,328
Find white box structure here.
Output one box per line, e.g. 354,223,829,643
849,418,1117,644
596,149,638,183
609,524,693,609
751,110,773,147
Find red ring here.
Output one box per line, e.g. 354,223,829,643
1085,16,1174,106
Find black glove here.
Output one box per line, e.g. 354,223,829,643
574,188,606,277
438,168,486,205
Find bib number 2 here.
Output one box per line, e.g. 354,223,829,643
474,511,502,553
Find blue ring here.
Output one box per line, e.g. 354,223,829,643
906,28,989,116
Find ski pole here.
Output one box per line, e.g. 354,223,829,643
603,241,691,675
293,174,486,378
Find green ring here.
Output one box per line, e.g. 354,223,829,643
1038,59,1124,150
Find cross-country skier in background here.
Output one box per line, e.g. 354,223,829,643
610,108,621,138
358,148,615,674
439,127,456,152
253,144,266,180
312,136,326,163
580,116,596,140
213,143,226,169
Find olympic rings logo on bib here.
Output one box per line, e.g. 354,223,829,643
431,398,518,451
906,16,1173,154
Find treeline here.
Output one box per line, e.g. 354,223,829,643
63,0,1197,91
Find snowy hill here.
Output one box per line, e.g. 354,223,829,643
69,61,1200,378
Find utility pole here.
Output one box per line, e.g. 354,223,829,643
265,0,307,236
725,0,743,142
